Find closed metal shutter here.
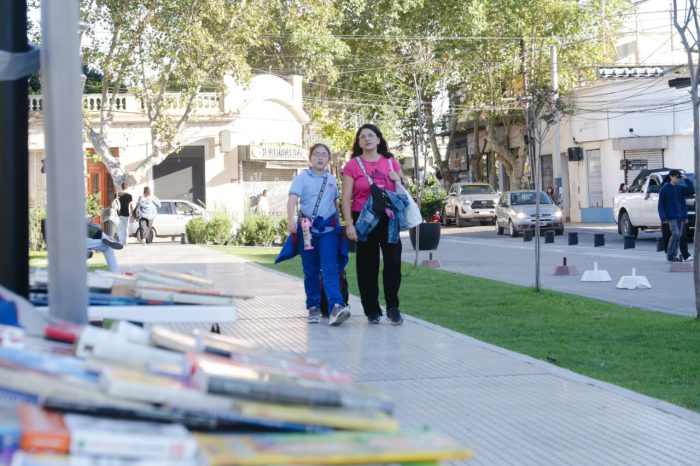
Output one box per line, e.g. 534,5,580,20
241,161,297,182
242,162,298,216
624,149,664,185
153,146,206,206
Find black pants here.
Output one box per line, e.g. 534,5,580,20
352,212,402,317
661,221,690,259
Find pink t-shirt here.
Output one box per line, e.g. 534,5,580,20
342,156,401,213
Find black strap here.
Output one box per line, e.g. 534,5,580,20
310,171,329,219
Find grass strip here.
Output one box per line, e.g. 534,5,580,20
212,245,700,413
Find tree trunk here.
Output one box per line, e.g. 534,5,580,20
484,113,527,189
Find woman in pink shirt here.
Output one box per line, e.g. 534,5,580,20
341,124,408,325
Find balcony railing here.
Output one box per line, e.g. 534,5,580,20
28,92,223,116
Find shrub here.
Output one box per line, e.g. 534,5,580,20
85,193,102,218
205,214,233,245
29,207,46,251
408,176,447,220
277,217,290,244
186,217,208,244
236,215,278,246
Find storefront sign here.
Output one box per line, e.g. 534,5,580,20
239,144,307,161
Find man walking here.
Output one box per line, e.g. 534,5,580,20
658,169,695,262
116,182,133,247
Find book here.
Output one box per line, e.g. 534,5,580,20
195,430,474,465
76,327,188,378
99,367,232,411
136,270,213,289
64,414,197,460
0,347,99,385
10,452,201,466
232,399,399,433
125,287,235,306
97,369,327,433
18,404,70,454
191,356,393,413
0,405,21,452
150,327,351,383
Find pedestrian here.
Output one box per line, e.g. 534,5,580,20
86,220,122,273
341,123,409,325
545,186,556,202
258,189,270,216
116,182,133,247
135,186,161,245
660,174,693,262
287,143,350,326
619,183,627,193
658,169,695,262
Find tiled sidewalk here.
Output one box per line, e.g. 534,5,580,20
117,243,700,466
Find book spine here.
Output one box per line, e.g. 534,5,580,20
69,431,197,460
205,376,341,407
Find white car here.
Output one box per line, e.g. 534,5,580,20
443,182,500,227
129,199,210,242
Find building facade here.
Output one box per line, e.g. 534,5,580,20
28,74,310,223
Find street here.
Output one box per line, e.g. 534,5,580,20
400,222,697,317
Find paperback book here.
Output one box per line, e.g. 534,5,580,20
64,414,197,460
195,430,474,465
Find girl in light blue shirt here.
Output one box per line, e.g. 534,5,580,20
287,143,350,326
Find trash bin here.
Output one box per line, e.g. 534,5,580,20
568,232,578,245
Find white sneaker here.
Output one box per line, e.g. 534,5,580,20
329,304,351,327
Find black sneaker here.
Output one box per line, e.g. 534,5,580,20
102,235,123,250
367,316,381,324
667,256,681,262
386,307,404,326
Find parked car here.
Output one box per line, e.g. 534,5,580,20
495,190,564,237
613,168,695,239
443,182,499,227
129,199,210,242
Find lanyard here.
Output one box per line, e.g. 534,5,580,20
310,172,328,219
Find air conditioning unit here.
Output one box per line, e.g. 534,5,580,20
567,147,583,162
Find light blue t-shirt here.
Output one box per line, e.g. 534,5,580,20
289,169,338,220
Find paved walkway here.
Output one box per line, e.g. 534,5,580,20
116,242,700,466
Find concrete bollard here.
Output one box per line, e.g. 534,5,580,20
544,231,555,243
656,237,665,252
568,232,578,246
623,235,635,249
594,233,605,247
523,230,533,242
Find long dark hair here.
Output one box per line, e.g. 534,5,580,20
351,123,393,158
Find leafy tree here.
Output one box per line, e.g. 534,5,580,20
80,0,269,186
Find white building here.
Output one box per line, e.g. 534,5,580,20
28,74,309,222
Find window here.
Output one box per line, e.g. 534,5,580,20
157,202,173,215
175,202,194,215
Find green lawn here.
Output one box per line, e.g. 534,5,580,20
210,245,700,413
30,251,109,271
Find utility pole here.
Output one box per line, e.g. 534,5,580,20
551,45,563,215
0,0,32,298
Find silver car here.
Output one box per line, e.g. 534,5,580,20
495,190,564,237
129,199,210,242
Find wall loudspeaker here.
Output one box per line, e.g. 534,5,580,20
567,147,583,161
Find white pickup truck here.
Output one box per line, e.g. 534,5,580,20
613,169,695,238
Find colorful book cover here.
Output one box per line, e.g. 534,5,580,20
0,347,98,384
195,430,474,465
17,405,70,454
0,405,21,452
64,414,197,460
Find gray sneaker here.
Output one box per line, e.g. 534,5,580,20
329,304,351,327
307,307,321,323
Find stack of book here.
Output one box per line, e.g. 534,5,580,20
29,268,246,308
0,321,473,465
